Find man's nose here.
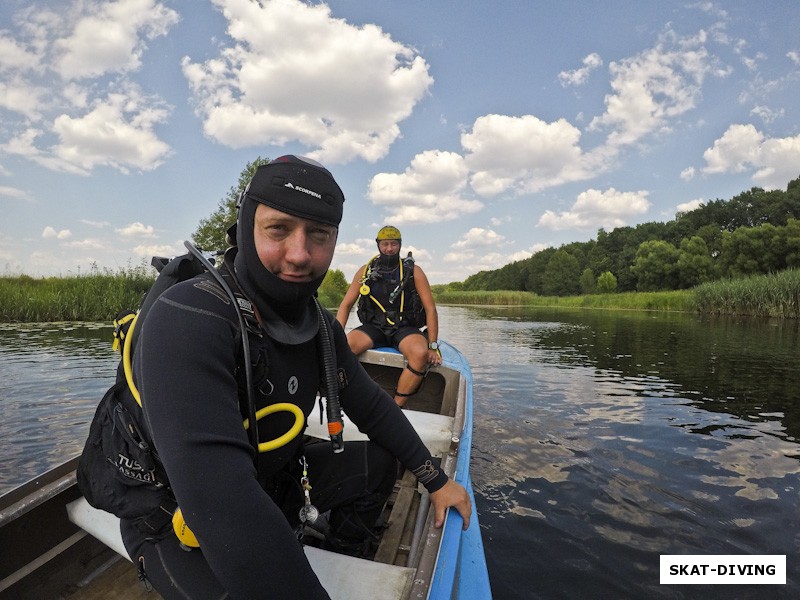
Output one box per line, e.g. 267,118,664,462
285,230,311,263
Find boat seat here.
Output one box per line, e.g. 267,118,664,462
305,408,455,455
66,497,416,599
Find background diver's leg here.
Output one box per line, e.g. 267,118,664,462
394,333,429,406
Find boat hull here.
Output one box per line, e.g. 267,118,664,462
0,341,491,599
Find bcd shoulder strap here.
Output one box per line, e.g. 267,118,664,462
77,244,261,536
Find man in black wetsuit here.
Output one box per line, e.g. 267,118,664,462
122,155,471,599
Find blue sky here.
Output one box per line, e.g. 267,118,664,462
1,1,799,284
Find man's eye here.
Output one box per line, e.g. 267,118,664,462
310,229,332,243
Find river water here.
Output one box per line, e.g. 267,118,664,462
1,307,799,599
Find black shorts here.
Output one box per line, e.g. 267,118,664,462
355,323,426,349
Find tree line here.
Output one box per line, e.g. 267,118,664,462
450,177,800,296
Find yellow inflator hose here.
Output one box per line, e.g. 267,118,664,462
122,311,304,452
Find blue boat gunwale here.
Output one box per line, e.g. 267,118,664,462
371,341,492,599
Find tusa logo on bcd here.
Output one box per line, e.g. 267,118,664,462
116,453,158,483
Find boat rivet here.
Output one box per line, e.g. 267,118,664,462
451,436,460,444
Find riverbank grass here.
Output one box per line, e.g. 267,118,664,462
435,289,696,312
0,267,154,322
693,269,800,318
3,268,799,322
436,269,800,318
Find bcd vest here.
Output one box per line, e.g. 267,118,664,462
76,246,344,539
356,254,426,332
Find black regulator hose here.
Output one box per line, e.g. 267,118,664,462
183,241,260,456
388,251,415,304
314,299,344,453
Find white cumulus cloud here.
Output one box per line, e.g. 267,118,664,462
42,226,72,240
0,186,31,201
50,88,173,173
133,243,183,258
53,0,180,79
116,222,157,238
181,0,433,164
558,53,603,87
0,0,178,174
588,33,719,148
538,188,651,231
462,114,594,196
368,150,480,224
451,227,506,250
676,198,704,213
702,124,800,189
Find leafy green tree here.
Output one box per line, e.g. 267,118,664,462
524,248,556,294
193,157,271,252
677,236,714,288
596,271,617,293
695,224,724,259
586,233,612,279
580,268,596,294
542,249,581,296
463,270,489,291
726,185,800,228
446,176,800,292
317,268,349,308
484,260,527,290
595,225,664,292
668,209,702,246
631,240,679,291
718,224,780,277
777,218,800,268
446,281,464,292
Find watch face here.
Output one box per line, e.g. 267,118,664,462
429,342,439,350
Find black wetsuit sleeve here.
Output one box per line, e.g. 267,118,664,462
135,282,329,600
328,314,449,493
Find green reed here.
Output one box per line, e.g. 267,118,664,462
438,271,800,318
0,264,349,323
435,289,696,312
0,266,155,323
4,268,798,322
694,269,800,318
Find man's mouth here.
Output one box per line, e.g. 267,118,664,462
279,272,312,282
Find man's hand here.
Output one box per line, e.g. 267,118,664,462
427,349,442,366
429,479,472,530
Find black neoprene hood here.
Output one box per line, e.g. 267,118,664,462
243,155,345,227
232,155,344,341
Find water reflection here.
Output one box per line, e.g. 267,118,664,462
0,323,118,494
437,306,800,599
2,311,799,599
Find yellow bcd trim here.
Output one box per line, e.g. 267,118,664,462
122,312,142,407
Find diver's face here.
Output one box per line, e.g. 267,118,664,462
253,204,337,282
378,239,400,256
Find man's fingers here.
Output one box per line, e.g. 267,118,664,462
435,504,446,528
